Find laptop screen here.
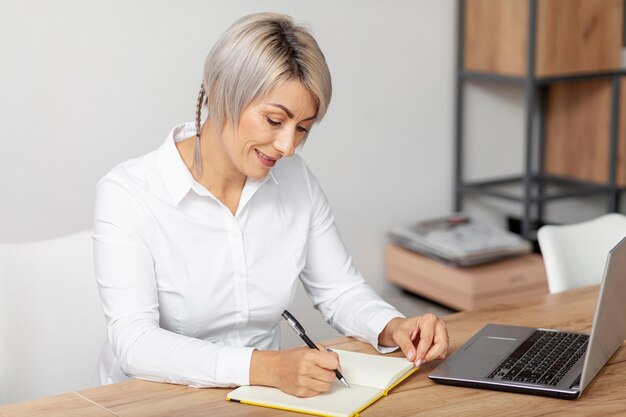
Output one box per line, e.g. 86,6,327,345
580,236,626,392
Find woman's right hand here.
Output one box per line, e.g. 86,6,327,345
250,346,339,397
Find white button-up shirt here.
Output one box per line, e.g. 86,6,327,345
93,123,403,388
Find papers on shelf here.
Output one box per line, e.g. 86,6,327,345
389,214,532,266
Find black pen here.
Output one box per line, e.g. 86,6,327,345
281,310,350,388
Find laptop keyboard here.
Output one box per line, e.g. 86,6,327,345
486,330,589,386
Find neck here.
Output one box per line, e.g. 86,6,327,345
195,121,246,213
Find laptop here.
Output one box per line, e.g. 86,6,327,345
429,235,626,399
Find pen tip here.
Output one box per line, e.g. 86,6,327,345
341,378,350,388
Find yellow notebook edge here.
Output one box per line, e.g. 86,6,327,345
227,396,343,417
353,365,419,416
225,364,419,417
386,365,419,393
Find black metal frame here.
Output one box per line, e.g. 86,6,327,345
454,0,624,239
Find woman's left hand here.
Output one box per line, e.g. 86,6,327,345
379,314,449,366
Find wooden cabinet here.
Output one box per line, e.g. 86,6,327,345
545,78,626,187
464,0,623,77
385,244,548,311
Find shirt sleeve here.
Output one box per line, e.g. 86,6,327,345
297,162,404,353
93,170,254,388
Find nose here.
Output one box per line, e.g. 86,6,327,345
273,130,298,157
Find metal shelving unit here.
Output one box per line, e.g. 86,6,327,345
453,0,625,240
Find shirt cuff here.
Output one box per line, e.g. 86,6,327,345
366,310,406,354
214,346,255,386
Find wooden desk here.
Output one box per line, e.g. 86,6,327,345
2,285,625,416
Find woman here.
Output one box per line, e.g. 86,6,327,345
93,12,448,398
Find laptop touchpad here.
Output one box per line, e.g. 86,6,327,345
465,336,517,354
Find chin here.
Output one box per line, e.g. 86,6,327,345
246,168,270,181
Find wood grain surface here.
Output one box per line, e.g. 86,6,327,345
464,0,623,77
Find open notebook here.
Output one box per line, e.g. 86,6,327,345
227,350,417,417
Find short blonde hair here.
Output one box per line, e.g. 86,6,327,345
197,12,332,133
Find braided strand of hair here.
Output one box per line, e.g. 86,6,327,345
193,83,205,176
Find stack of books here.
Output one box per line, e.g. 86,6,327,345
389,214,532,266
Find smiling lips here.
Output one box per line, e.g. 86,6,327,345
255,149,278,168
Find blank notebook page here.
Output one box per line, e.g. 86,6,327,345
227,350,415,417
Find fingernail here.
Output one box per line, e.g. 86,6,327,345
407,349,415,361
414,358,423,367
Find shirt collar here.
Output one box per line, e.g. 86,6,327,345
156,122,278,206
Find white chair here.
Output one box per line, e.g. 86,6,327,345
0,231,106,405
537,213,626,294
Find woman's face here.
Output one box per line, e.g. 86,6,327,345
220,79,317,180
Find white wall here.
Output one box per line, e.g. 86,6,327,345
0,0,457,347
0,0,455,283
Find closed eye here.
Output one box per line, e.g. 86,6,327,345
297,125,309,134
266,117,280,126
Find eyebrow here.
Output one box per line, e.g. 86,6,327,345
268,103,316,122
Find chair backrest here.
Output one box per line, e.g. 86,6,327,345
537,213,626,294
0,231,106,405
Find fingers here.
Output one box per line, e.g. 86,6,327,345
255,346,341,397
417,314,449,363
301,370,335,394
325,347,343,373
394,327,418,363
309,365,336,385
313,346,340,371
414,314,436,363
291,377,330,398
287,347,339,397
390,314,450,366
424,319,450,362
